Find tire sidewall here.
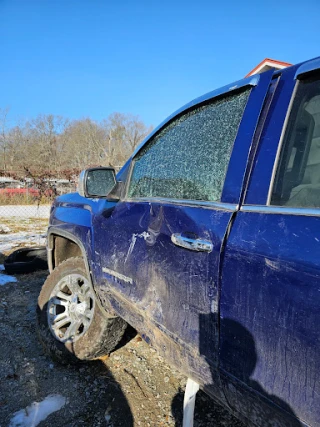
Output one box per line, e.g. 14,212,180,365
37,258,112,362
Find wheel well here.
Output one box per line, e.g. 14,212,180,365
52,235,83,269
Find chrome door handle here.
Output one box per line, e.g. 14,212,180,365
171,233,213,253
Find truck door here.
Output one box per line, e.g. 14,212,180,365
221,61,320,426
94,70,273,392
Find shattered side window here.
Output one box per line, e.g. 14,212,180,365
128,89,250,202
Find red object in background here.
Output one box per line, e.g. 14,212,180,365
245,58,292,77
0,187,40,197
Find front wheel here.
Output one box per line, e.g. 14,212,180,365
36,257,127,363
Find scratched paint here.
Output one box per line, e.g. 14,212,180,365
125,231,150,263
44,59,318,427
102,267,133,284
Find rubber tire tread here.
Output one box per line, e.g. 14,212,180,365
36,257,127,364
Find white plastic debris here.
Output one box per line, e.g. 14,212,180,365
183,378,200,427
0,224,11,234
9,394,67,427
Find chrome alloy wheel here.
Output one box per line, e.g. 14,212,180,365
47,273,95,342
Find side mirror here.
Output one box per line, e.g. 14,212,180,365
78,167,117,198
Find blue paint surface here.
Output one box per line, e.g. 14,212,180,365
221,210,320,426
47,57,320,427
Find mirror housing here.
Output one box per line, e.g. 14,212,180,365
78,167,117,198
105,180,124,202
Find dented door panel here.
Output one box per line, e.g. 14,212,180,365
91,70,274,409
94,200,233,362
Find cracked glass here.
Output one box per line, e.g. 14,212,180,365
128,88,250,202
86,169,116,197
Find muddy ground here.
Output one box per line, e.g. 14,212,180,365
0,266,245,427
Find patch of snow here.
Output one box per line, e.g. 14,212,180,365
0,205,51,218
0,273,17,286
9,394,67,427
0,232,46,252
0,264,4,271
0,224,11,233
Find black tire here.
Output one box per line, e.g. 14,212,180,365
4,247,48,274
36,257,127,364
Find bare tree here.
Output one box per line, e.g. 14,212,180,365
103,113,152,168
24,114,69,171
0,109,152,175
5,124,27,169
0,107,10,171
63,118,108,169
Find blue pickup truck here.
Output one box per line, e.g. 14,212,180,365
37,57,320,427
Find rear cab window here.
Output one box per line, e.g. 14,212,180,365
271,75,320,209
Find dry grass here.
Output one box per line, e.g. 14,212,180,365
0,193,52,205
0,217,48,233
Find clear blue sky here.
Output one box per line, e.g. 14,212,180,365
1,0,320,128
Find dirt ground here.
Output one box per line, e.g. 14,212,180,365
0,266,245,427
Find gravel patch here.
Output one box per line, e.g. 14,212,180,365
0,270,245,427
